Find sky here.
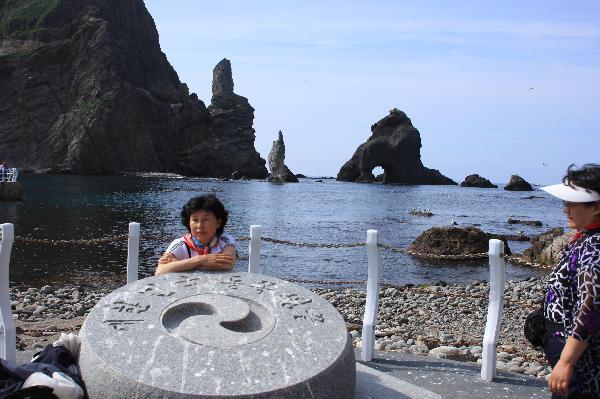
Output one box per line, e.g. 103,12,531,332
143,0,600,185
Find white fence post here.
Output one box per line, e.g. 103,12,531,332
361,229,380,362
481,239,506,381
0,223,16,363
127,222,140,284
248,225,261,274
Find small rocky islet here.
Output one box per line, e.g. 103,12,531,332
9,276,550,380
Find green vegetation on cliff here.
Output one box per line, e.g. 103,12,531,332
0,0,61,39
81,93,115,114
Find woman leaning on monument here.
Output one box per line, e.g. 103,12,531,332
536,164,600,399
155,195,236,275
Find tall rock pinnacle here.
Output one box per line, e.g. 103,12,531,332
267,130,298,183
212,58,234,97
205,59,268,178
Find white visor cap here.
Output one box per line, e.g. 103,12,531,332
541,182,600,203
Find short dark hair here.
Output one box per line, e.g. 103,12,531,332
180,195,228,235
563,164,600,200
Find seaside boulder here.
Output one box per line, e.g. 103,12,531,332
460,174,498,188
409,227,511,256
522,228,574,266
336,109,455,185
267,130,298,183
504,175,533,191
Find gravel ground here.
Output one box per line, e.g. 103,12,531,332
314,276,551,379
8,276,550,379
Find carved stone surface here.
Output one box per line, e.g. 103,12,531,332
79,272,355,398
337,109,455,185
267,131,298,183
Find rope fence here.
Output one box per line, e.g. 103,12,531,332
0,223,541,378
7,233,550,269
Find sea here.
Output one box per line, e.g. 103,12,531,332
0,174,565,289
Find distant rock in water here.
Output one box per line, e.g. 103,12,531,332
409,227,511,256
267,131,298,183
523,228,573,266
336,109,455,185
0,1,267,178
507,218,542,227
504,233,530,242
295,174,306,178
460,174,497,188
504,175,533,191
410,208,433,217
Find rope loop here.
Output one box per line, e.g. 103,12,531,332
261,236,365,248
15,234,129,246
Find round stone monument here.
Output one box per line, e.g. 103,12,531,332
79,272,355,398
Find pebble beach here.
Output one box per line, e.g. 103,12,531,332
9,276,551,380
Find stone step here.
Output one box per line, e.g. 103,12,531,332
355,350,549,399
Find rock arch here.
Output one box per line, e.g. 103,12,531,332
337,109,455,184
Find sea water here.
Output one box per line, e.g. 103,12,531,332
0,174,563,288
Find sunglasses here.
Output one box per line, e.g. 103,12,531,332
563,201,598,208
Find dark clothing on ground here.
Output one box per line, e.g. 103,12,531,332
0,345,84,399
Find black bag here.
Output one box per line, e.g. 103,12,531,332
524,307,563,348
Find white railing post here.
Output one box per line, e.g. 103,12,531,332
127,222,140,284
481,239,506,381
248,225,261,274
0,223,16,363
361,229,380,362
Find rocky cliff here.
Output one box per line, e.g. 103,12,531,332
0,0,267,177
337,109,455,184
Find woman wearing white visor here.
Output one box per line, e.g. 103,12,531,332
541,164,600,399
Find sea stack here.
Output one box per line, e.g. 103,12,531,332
504,175,533,191
336,109,455,184
267,130,298,183
460,174,498,188
201,58,268,178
